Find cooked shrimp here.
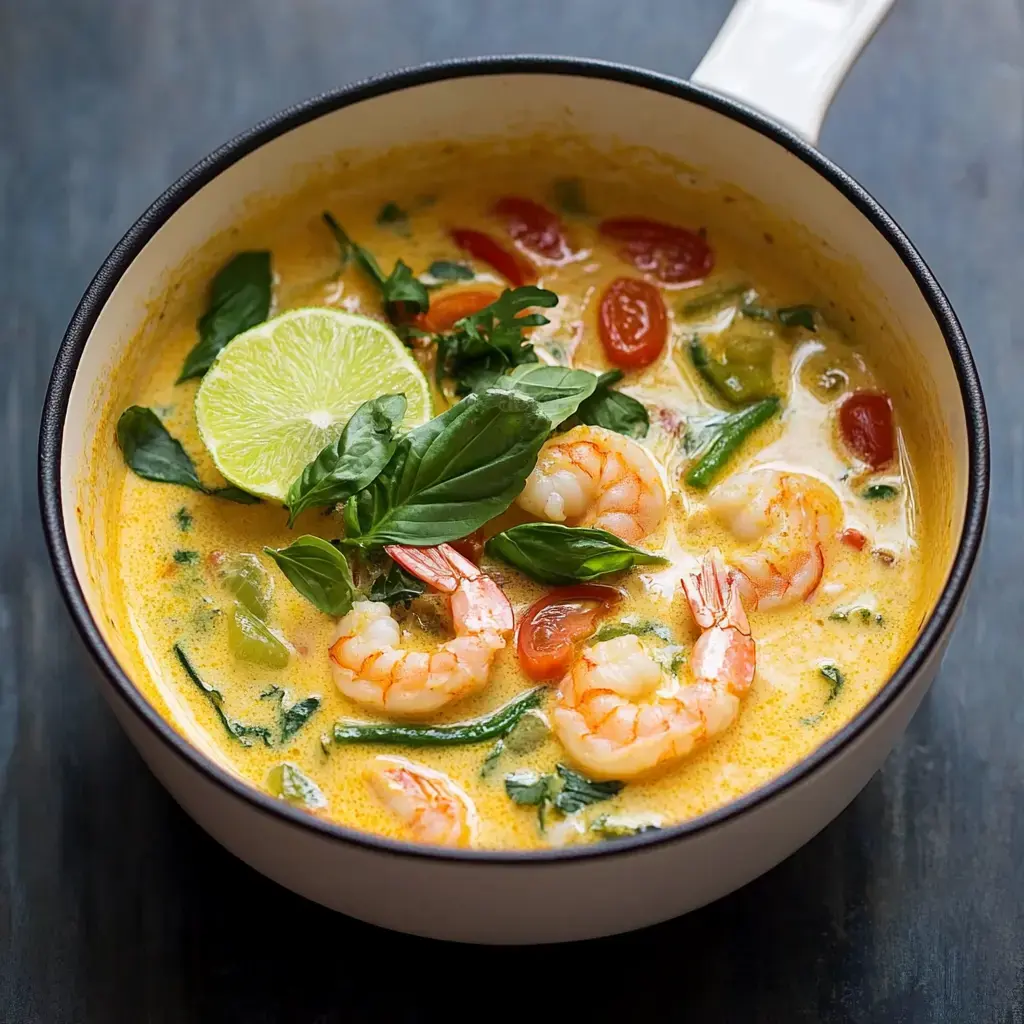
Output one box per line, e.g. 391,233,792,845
516,424,667,544
553,548,755,781
707,467,843,611
329,543,513,717
365,756,477,847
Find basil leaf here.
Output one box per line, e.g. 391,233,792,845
343,389,550,547
116,406,204,490
268,763,326,809
552,763,624,814
376,201,408,232
178,252,272,381
261,686,322,741
590,814,661,838
491,364,597,425
588,618,673,644
777,305,817,330
486,523,667,584
819,662,845,703
264,536,355,616
286,394,407,526
369,561,426,606
575,370,649,439
504,769,551,806
323,212,428,314
210,486,261,505
428,260,474,281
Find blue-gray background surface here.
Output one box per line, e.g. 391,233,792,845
2,1,1022,1020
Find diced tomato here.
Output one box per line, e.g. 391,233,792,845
599,217,714,285
838,391,895,468
450,228,537,286
450,529,485,564
414,288,500,334
492,196,570,263
516,584,622,681
841,528,867,551
598,277,668,369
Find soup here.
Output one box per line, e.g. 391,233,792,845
95,138,944,851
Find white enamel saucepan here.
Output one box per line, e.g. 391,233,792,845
39,0,988,944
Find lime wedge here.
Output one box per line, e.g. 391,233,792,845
194,308,431,501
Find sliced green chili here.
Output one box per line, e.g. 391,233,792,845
330,687,545,747
685,397,780,489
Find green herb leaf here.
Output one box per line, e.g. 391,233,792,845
264,536,355,616
173,550,198,565
685,397,780,490
286,394,407,526
505,769,551,807
588,618,673,645
777,305,817,330
436,286,557,395
178,252,272,381
331,687,545,747
680,283,751,317
491,363,598,425
343,389,551,547
175,507,193,531
819,662,845,703
117,406,204,491
173,644,273,747
323,212,428,315
551,177,588,216
574,369,649,439
480,739,505,778
376,201,409,231
590,814,661,838
268,763,326,809
487,523,667,585
862,483,900,500
503,709,551,754
261,685,322,741
552,763,624,814
427,260,474,282
209,485,261,505
368,561,426,606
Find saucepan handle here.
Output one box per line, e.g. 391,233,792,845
691,0,896,145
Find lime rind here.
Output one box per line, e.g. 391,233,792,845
194,308,431,501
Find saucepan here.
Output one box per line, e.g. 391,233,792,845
39,0,988,943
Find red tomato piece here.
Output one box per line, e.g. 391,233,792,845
599,217,714,285
450,529,485,565
450,228,537,286
414,288,500,334
838,391,895,468
841,528,867,551
493,196,570,263
516,585,622,681
598,277,668,369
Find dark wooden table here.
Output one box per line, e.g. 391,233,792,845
3,1,1021,1019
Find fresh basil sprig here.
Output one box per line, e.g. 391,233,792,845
435,286,557,395
486,523,667,584
116,406,258,503
264,535,355,616
369,561,426,606
505,763,624,831
323,212,428,315
178,252,272,382
343,389,550,547
286,394,406,527
491,363,597,426
573,369,649,438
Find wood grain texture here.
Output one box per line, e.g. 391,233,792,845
2,0,1022,1020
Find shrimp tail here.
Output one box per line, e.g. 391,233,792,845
385,543,480,592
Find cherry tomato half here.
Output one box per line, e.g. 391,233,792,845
599,216,714,285
598,277,668,369
414,288,500,334
838,390,895,469
450,529,486,565
841,528,867,551
516,584,622,681
493,196,570,263
450,228,537,287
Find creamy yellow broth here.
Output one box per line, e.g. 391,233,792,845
93,136,948,850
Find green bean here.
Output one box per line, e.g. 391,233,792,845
684,397,780,489
331,687,545,747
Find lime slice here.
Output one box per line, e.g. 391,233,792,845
195,308,431,501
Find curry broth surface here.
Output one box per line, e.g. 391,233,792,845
104,138,935,850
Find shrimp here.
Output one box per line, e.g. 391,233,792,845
707,467,843,611
365,756,477,847
329,543,513,717
553,548,755,781
516,424,667,544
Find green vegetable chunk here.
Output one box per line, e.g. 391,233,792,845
227,603,291,668
286,394,407,526
220,552,273,619
427,260,474,282
376,201,408,232
343,389,551,547
173,550,198,565
690,335,775,404
505,769,550,806
369,561,426,607
679,283,751,318
777,305,817,330
331,687,545,747
491,363,598,425
265,536,355,617
685,397,781,490
551,177,588,215
862,483,900,500
487,523,667,584
590,814,662,838
175,507,193,531
574,369,649,439
588,618,673,644
323,212,428,316
268,763,326,809
503,709,551,754
178,252,272,381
